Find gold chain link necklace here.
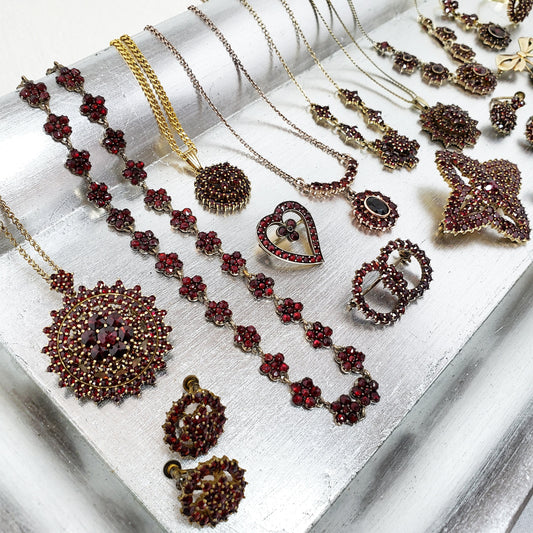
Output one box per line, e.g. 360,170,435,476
111,36,251,214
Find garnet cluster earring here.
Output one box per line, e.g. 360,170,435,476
162,376,246,527
489,92,526,135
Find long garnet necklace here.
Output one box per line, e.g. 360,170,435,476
310,0,482,150
0,192,172,403
18,72,380,426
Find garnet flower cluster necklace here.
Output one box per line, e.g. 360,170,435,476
19,71,381,426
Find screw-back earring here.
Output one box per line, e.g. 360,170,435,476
489,92,526,135
164,457,247,527
163,375,226,458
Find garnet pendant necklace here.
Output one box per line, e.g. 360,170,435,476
144,18,399,231
321,0,481,150
52,54,251,216
20,72,380,426
239,0,420,172
0,194,172,403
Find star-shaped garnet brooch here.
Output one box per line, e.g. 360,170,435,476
435,151,530,243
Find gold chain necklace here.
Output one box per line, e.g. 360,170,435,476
143,16,400,232
110,35,251,214
240,0,420,172
0,191,172,403
307,0,481,150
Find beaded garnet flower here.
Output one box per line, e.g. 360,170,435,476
41,280,171,402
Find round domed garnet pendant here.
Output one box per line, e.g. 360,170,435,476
194,162,251,213
42,278,172,402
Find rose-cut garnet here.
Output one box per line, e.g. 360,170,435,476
221,251,246,276
260,352,289,381
87,182,112,208
65,148,91,176
155,252,183,278
196,231,222,255
351,376,380,406
275,297,304,323
19,80,50,107
144,188,171,212
80,93,108,123
122,160,147,186
170,208,197,233
163,391,226,458
55,66,84,92
305,321,333,348
49,270,74,294
233,325,260,352
179,275,207,302
102,128,126,154
43,114,72,142
330,394,363,425
205,300,232,326
248,273,275,299
290,377,321,409
106,208,134,232
130,230,159,254
335,346,366,374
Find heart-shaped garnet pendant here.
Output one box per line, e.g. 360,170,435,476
256,201,324,265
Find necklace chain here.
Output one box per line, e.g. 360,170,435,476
186,5,343,161
111,36,201,172
239,0,314,104
144,24,308,191
325,0,421,105
0,195,59,281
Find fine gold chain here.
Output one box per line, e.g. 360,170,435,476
110,35,201,172
146,15,350,194
316,0,421,106
0,195,59,282
239,0,315,104
186,5,345,161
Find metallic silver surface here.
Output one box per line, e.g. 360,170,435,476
0,0,532,531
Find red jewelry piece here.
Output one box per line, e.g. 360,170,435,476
42,279,171,402
350,239,433,325
257,201,324,265
25,68,380,426
436,151,530,243
163,376,226,458
164,457,246,527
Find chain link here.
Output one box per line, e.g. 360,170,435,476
111,36,200,170
0,195,60,282
278,0,340,92
320,0,420,105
